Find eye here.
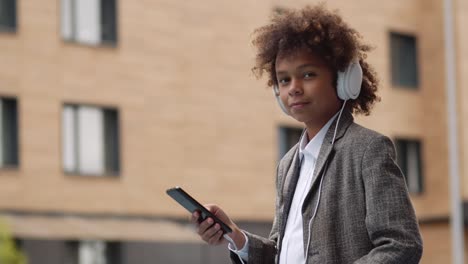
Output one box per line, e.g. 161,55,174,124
303,72,317,78
278,77,291,85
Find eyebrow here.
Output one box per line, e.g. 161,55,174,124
276,63,321,75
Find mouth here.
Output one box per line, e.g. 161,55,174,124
289,102,309,109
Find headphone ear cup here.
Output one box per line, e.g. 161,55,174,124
273,86,290,115
337,61,363,100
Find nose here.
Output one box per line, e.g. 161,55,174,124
288,78,303,96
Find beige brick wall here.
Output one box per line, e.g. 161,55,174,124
420,222,452,264
412,0,451,218
0,0,279,220
0,1,464,261
0,0,452,219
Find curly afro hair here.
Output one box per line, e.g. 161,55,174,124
251,4,380,115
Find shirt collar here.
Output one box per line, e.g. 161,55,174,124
298,112,339,161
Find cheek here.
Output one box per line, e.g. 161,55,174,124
326,89,342,109
328,87,339,98
322,82,338,98
279,91,288,101
280,94,289,107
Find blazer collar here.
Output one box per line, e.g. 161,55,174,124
279,149,301,228
323,110,354,145
309,110,354,187
299,110,354,210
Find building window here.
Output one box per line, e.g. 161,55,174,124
62,104,120,176
395,138,423,194
278,126,303,159
273,6,287,15
65,240,121,264
390,32,419,88
0,0,17,32
61,0,118,46
0,97,19,168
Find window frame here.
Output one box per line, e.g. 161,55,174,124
0,0,17,33
60,0,118,46
65,240,121,264
389,31,420,89
61,102,121,177
278,125,304,160
394,137,424,195
0,96,19,170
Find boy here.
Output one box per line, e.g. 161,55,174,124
192,5,422,263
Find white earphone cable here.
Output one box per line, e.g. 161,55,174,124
332,99,348,145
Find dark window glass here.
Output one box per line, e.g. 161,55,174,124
106,242,121,264
1,97,19,168
273,6,287,15
0,0,17,31
101,0,117,44
104,109,120,174
64,241,79,264
390,32,419,88
395,138,423,194
278,126,303,160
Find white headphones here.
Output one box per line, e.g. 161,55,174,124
273,60,363,115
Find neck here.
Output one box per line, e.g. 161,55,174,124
304,111,338,142
305,122,327,142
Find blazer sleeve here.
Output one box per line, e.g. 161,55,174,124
354,135,423,264
230,218,278,264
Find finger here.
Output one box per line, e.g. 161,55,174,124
190,211,200,224
204,204,218,213
202,223,220,241
198,217,214,235
208,229,224,245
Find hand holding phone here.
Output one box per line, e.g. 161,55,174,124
166,186,232,234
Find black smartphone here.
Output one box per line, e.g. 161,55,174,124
166,186,232,234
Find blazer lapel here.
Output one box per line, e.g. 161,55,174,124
299,111,354,252
309,142,334,193
304,111,354,208
278,147,301,237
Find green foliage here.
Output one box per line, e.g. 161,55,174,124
0,220,27,264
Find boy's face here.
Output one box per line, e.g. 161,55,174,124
275,48,341,126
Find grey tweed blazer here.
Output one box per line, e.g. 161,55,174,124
231,111,423,264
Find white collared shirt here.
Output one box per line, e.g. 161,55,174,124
229,114,337,263
279,114,336,264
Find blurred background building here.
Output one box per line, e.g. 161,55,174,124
0,0,467,263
